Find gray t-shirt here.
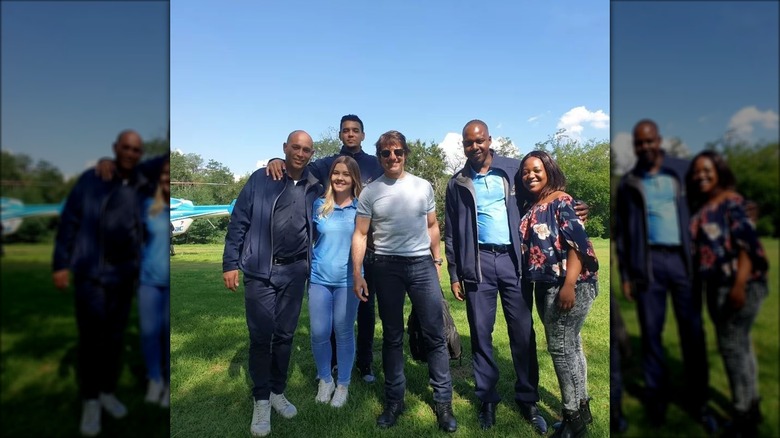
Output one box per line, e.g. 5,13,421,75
356,172,435,257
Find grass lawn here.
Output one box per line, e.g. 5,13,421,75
170,238,611,437
612,238,779,437
0,243,170,437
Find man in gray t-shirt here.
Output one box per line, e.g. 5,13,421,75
351,130,457,433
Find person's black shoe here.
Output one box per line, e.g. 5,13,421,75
551,408,587,438
358,364,375,383
376,401,405,428
477,402,497,430
517,401,548,435
579,397,592,424
434,402,458,433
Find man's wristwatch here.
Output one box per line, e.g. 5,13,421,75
433,258,443,266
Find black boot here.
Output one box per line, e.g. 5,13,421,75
551,409,586,438
579,398,593,425
434,402,458,433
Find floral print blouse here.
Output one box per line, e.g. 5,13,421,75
519,193,598,284
690,193,768,284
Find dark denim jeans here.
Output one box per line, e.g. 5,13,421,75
355,251,377,370
244,259,307,401
373,255,453,404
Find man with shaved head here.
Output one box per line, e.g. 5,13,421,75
53,129,163,436
223,130,323,437
615,119,715,433
445,120,588,433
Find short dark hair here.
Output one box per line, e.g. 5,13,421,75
633,118,659,137
374,130,411,157
518,150,567,208
340,114,364,132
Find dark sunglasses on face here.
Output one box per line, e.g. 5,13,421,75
380,148,405,158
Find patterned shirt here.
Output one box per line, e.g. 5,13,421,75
690,193,768,283
519,193,598,284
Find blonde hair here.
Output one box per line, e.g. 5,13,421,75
149,183,167,216
318,156,363,219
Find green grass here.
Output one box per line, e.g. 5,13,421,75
170,239,611,437
0,243,170,437
612,238,779,437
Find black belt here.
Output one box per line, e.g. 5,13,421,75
649,245,681,253
479,243,510,253
374,254,431,264
272,252,307,265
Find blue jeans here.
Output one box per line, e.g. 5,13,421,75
373,255,453,404
138,283,170,383
308,283,360,386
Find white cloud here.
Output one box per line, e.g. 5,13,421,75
727,106,779,139
556,106,609,140
438,132,465,173
174,148,184,154
611,132,634,175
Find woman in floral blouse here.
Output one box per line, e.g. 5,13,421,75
518,150,598,438
686,150,768,436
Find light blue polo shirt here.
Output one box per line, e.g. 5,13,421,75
642,172,681,246
310,197,359,287
470,167,511,245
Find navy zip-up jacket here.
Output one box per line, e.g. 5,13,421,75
444,152,523,284
53,157,163,283
309,146,384,185
223,167,323,280
614,152,693,286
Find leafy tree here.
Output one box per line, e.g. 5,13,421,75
404,140,448,236
312,127,342,160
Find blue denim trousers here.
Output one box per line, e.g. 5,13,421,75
308,283,360,386
705,280,767,412
534,280,597,411
244,260,307,401
373,255,453,403
138,283,170,383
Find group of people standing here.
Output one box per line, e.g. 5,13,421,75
52,130,171,437
613,119,768,437
222,115,601,437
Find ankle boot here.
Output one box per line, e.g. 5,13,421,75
579,398,593,425
551,409,587,438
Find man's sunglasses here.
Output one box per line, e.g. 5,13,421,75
380,149,405,158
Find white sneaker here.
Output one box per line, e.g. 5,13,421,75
145,379,164,404
250,400,271,437
80,399,101,437
99,393,127,419
269,392,297,418
160,386,170,408
315,379,335,404
330,385,349,408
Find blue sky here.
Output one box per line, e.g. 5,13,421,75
611,1,779,174
171,0,610,177
1,1,169,179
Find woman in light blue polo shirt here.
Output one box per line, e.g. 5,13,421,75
309,156,363,408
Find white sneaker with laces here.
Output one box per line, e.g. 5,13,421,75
145,379,164,404
330,385,349,408
99,392,127,419
251,400,271,437
269,392,297,418
80,399,101,437
315,379,335,404
160,386,170,408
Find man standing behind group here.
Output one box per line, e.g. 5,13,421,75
351,130,457,433
444,120,587,434
614,119,714,432
52,130,160,437
267,114,383,382
222,130,322,437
